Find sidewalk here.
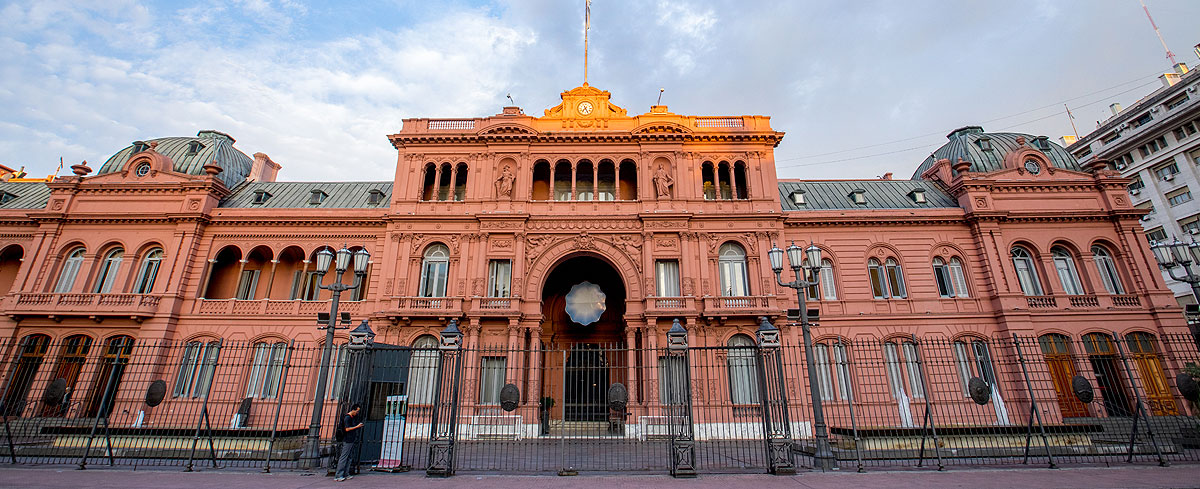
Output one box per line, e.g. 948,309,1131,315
0,464,1199,489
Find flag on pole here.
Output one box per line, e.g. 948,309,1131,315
585,0,591,32
56,157,63,176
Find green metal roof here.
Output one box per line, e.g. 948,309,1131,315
778,180,958,211
0,182,50,209
912,126,1082,178
98,130,252,188
220,182,393,208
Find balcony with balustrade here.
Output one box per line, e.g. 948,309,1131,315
701,295,780,320
193,298,366,317
9,293,162,322
386,296,465,325
465,296,520,318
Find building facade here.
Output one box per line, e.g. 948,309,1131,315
1069,63,1200,304
0,84,1195,470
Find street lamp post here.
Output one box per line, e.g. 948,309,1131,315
303,245,370,470
767,241,835,470
1150,238,1200,304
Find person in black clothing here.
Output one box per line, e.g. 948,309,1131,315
335,403,364,482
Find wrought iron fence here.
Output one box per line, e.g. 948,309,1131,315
0,330,1197,476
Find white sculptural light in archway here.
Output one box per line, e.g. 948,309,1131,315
565,281,606,326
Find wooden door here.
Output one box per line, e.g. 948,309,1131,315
1038,334,1088,418
1125,333,1178,416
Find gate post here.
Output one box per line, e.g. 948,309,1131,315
755,317,795,475
426,319,464,477
665,319,696,478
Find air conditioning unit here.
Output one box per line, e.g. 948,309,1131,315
1165,173,1175,181
1117,163,1127,169
1131,188,1141,195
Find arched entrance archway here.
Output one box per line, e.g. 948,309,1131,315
539,254,628,422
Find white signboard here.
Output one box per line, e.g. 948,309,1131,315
377,394,407,469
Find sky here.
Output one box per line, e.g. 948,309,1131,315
2,0,1200,182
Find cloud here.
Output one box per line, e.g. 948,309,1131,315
0,2,535,181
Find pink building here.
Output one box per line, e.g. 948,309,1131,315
0,85,1195,472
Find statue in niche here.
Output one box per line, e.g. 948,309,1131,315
494,165,515,198
652,164,674,198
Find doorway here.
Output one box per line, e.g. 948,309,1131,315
1083,333,1132,417
564,345,609,421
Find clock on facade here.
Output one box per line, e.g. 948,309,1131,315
577,100,594,116
1023,159,1041,175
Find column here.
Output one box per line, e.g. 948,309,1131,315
625,326,639,405
263,259,280,299
197,259,217,299
526,325,543,404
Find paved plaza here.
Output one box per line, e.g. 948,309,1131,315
0,464,1199,489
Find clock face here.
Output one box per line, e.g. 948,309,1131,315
1024,159,1041,175
577,101,594,116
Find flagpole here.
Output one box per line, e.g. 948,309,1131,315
584,0,590,85
1064,104,1079,140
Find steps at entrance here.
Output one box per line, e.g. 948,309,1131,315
548,421,621,437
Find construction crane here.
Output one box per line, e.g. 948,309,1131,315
1140,0,1178,67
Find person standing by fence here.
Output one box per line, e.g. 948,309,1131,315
335,403,364,482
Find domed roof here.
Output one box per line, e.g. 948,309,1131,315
912,126,1082,179
98,130,252,187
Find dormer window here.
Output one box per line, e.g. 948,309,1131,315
131,141,149,153
848,189,866,205
367,189,385,205
309,189,327,205
790,190,806,206
0,191,17,205
1032,136,1051,151
252,190,272,205
908,188,927,204
186,141,205,155
975,137,993,151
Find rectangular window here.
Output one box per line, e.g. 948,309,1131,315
1130,112,1153,128
478,357,506,405
719,260,749,297
933,262,954,298
1128,176,1145,191
246,342,287,399
658,355,687,405
1166,93,1190,110
1167,187,1193,206
1140,136,1169,158
235,270,260,300
1191,148,1200,166
1146,227,1167,243
832,343,853,401
813,345,835,401
1101,132,1121,144
886,262,907,299
1114,153,1134,169
174,341,218,398
901,342,925,398
1155,162,1180,180
328,345,349,399
173,342,201,397
655,260,681,296
302,271,321,300
487,260,511,297
868,264,887,299
1174,121,1198,141
1181,214,1200,235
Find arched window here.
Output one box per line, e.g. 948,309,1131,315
531,160,551,200
173,339,219,398
437,163,452,201
453,163,468,201
868,257,907,299
733,161,749,199
85,335,134,417
1051,247,1085,295
718,243,749,296
245,341,288,399
408,335,439,405
54,247,86,293
726,334,759,405
42,334,92,416
1,334,49,416
0,245,23,296
618,159,637,200
1092,246,1125,294
93,248,124,293
554,160,572,200
933,257,969,298
1010,247,1044,296
953,337,1009,424
597,160,616,201
804,258,837,300
701,163,717,200
576,160,594,201
133,248,163,294
420,163,437,200
717,162,733,199
814,340,853,401
418,244,450,297
883,339,923,428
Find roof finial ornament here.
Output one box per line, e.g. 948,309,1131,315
71,160,92,177
952,157,972,174
203,159,224,176
1015,136,1026,147
148,141,159,152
